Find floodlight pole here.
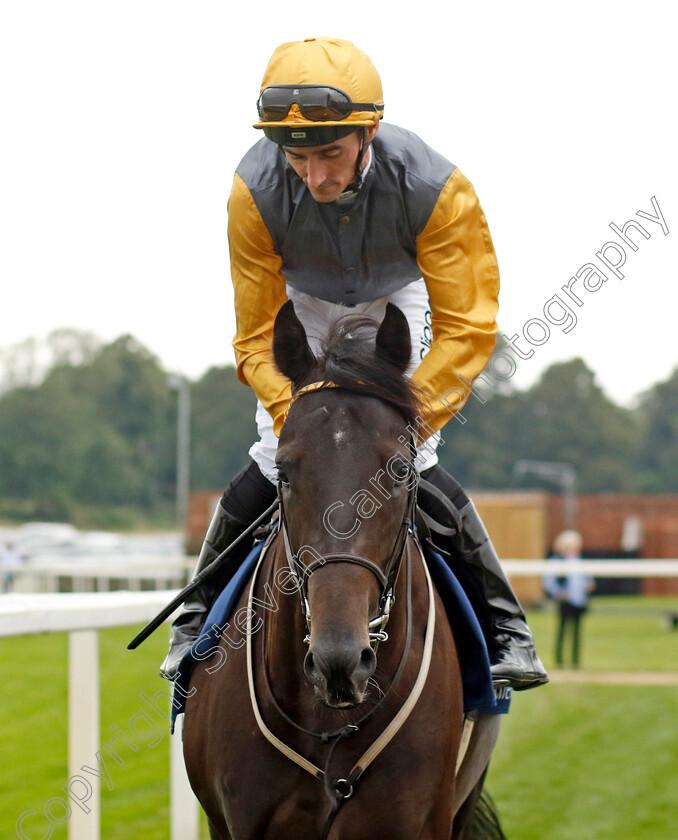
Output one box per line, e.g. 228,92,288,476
513,459,578,530
168,374,191,532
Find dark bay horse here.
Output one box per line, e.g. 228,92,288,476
182,301,503,839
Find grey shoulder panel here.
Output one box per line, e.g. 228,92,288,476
235,139,300,251
236,137,285,193
373,124,457,236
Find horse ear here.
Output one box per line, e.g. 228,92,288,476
375,303,412,373
273,300,317,386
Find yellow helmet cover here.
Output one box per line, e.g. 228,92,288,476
254,37,384,131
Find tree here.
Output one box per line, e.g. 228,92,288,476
0,327,666,527
439,386,533,489
440,358,641,492
0,384,93,517
68,335,177,507
510,359,640,492
0,329,100,394
190,366,258,490
635,367,678,491
0,334,177,519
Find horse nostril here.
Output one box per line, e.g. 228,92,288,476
303,650,316,681
358,646,376,677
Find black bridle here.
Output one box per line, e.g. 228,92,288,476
278,378,418,647
278,476,417,647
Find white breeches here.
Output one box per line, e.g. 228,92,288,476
249,278,440,481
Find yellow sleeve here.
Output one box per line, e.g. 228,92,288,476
412,168,500,434
228,173,291,434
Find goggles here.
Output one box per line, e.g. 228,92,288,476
257,85,383,123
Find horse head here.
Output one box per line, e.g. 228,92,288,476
273,300,422,709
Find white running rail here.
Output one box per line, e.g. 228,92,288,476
0,591,199,840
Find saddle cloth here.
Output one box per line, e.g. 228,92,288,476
171,538,511,731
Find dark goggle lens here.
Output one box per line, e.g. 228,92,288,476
258,86,358,122
301,88,352,120
256,87,300,120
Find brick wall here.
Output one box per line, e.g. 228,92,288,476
547,494,678,595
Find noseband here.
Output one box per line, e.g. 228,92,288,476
278,380,417,647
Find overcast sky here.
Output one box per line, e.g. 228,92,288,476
2,1,676,406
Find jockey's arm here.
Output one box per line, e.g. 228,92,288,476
413,168,500,435
228,172,292,434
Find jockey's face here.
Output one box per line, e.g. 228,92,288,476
283,125,378,203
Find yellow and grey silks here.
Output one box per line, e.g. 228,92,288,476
228,122,500,438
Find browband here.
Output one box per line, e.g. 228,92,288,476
284,380,339,421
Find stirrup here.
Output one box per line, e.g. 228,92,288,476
489,646,549,691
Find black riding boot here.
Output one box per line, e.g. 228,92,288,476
159,460,276,681
418,466,548,691
159,504,247,680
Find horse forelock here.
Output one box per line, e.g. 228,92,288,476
315,313,424,428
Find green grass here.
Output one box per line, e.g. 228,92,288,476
530,596,678,672
0,626,177,840
1,598,677,838
489,597,678,839
487,684,678,839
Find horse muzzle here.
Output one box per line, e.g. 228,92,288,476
304,640,377,708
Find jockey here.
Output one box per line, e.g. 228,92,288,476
161,37,548,691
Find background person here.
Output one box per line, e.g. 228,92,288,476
544,530,595,668
0,542,23,593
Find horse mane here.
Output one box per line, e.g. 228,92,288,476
316,313,425,427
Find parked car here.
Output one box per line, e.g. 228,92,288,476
14,523,80,558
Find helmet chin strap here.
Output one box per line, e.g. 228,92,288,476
343,128,370,196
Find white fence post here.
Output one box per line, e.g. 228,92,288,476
68,630,100,840
170,716,200,840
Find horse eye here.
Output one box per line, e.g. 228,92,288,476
277,470,290,487
394,464,411,483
